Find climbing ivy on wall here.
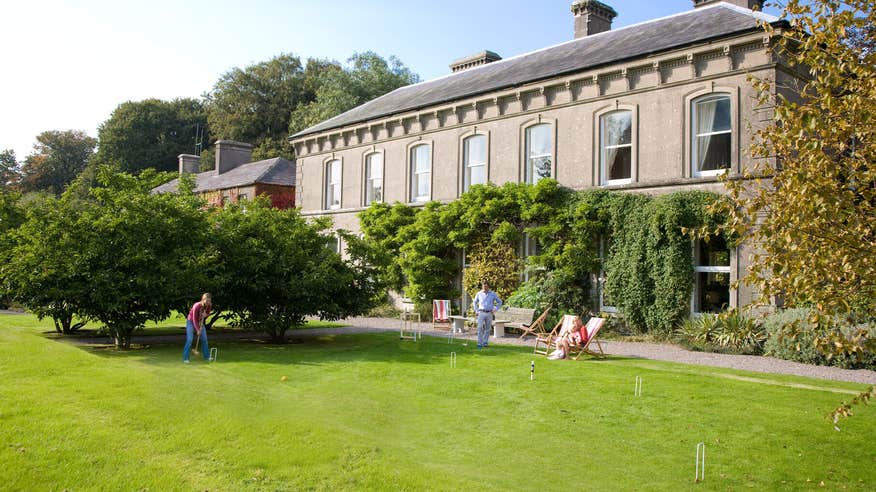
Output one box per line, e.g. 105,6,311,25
357,181,729,331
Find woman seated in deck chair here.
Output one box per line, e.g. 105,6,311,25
547,316,589,360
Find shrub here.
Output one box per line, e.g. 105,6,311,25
675,310,764,355
762,308,876,370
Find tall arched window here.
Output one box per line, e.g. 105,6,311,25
463,134,487,192
692,94,732,177
525,123,552,184
600,110,633,185
324,159,341,209
364,153,383,205
409,144,431,202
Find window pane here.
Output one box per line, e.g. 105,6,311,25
371,179,383,203
368,154,383,177
526,124,553,184
696,133,731,172
412,145,430,173
465,135,486,165
604,111,632,146
608,147,631,181
416,173,430,197
697,97,731,134
530,156,552,182
468,164,485,188
697,236,730,266
696,271,730,313
410,145,431,201
527,124,552,157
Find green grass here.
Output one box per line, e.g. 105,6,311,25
1,314,874,490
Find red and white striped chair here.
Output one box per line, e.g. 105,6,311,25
432,300,452,331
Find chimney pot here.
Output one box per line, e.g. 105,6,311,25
571,0,618,39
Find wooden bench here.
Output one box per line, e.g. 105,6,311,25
492,307,536,338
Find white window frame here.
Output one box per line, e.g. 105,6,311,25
691,93,732,178
599,110,634,186
691,239,732,314
363,152,384,206
523,122,554,185
462,134,487,193
409,143,432,203
324,158,342,210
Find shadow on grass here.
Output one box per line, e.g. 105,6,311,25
75,331,552,368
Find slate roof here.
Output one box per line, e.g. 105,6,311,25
152,157,296,194
291,2,783,139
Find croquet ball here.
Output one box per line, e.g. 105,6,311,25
280,376,288,381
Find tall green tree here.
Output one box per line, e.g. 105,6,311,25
74,168,207,347
1,194,92,332
289,52,420,134
204,54,312,160
18,130,96,196
95,98,209,174
723,0,875,317
0,149,19,188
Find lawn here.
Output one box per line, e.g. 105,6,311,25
0,314,874,490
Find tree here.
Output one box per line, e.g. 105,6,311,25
0,149,19,188
358,201,420,293
73,168,208,347
718,0,876,422
208,200,377,342
722,0,875,317
0,190,24,309
289,52,420,135
1,194,92,332
18,130,96,196
204,54,311,160
95,98,209,174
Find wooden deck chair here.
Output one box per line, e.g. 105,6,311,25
534,314,579,356
567,316,606,360
432,300,452,331
517,307,552,339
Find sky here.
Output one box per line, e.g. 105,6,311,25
0,0,782,161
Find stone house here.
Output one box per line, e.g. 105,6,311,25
289,0,797,314
154,140,296,209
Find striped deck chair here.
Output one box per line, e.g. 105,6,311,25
533,314,579,356
566,316,606,360
432,300,452,331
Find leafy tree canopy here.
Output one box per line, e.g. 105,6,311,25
18,130,96,196
0,149,19,188
95,98,209,174
722,0,875,317
289,52,420,135
206,200,378,342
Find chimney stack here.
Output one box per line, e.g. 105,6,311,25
693,0,763,10
571,0,617,39
214,140,253,175
178,154,201,176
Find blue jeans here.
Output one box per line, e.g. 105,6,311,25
477,312,492,347
183,319,209,361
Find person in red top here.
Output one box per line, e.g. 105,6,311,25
182,293,212,363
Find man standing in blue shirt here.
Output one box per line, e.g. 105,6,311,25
473,280,502,349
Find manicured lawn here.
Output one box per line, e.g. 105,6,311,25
0,314,873,490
